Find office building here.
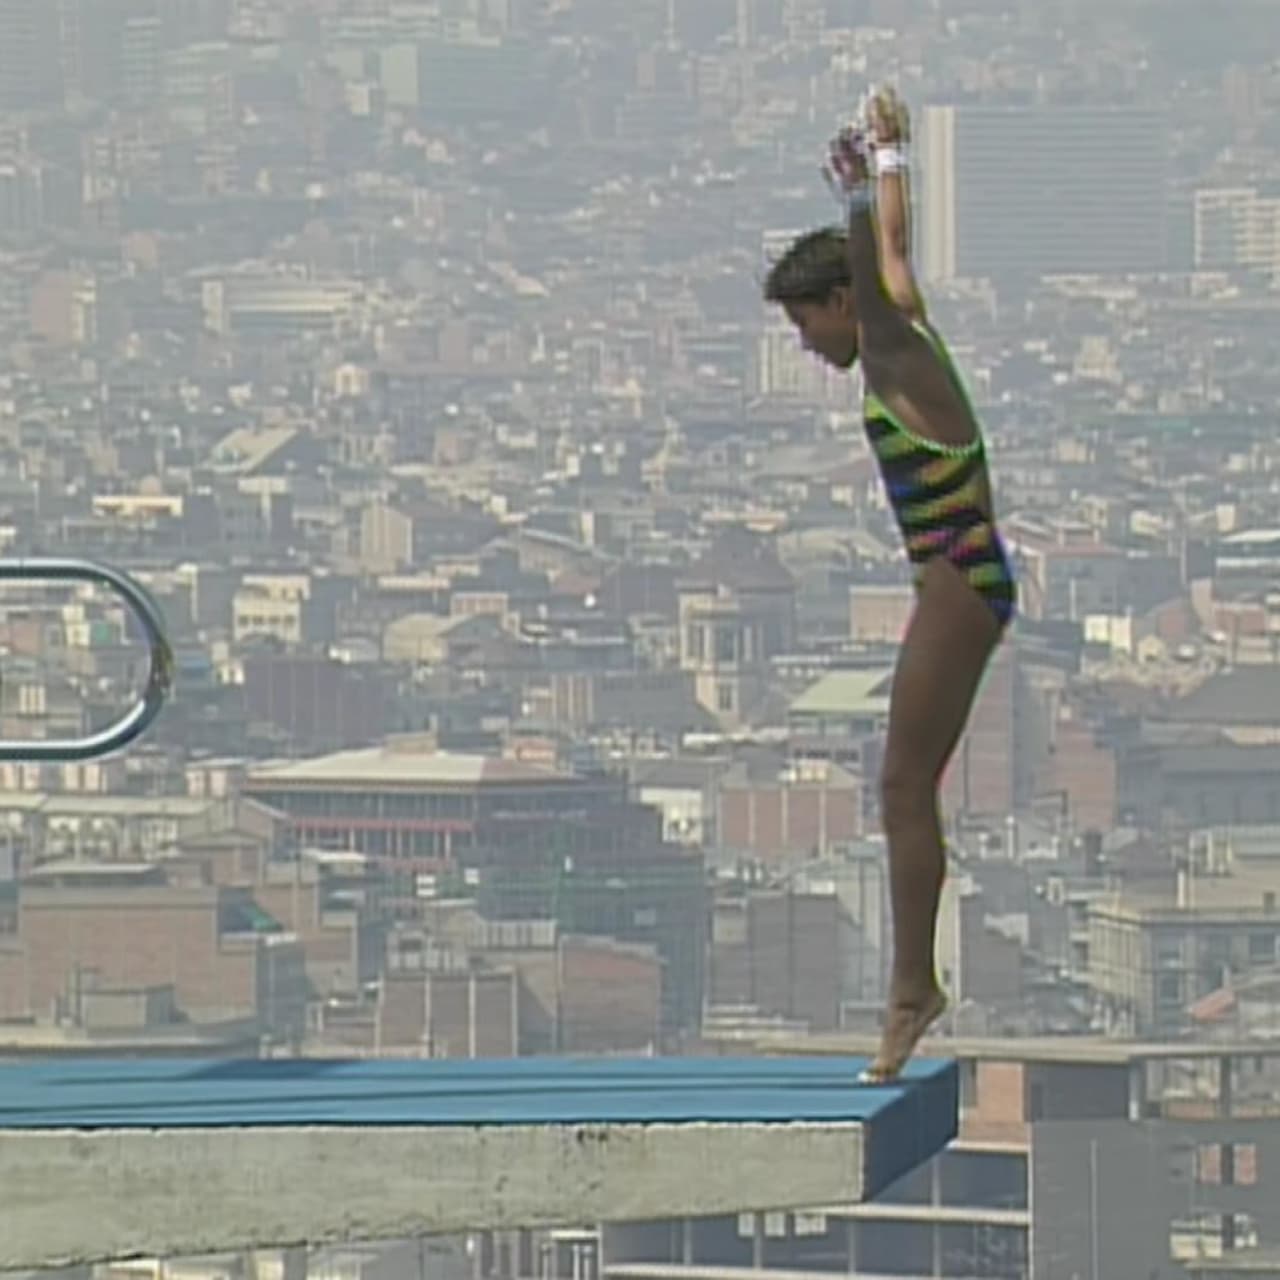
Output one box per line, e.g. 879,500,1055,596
0,0,63,109
917,104,1169,283
1194,187,1280,272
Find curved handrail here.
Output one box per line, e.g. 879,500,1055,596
0,558,174,762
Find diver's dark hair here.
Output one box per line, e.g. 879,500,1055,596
762,226,850,305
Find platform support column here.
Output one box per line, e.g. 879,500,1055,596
931,1158,943,1277
249,1247,307,1280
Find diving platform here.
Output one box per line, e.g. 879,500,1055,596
0,1054,958,1271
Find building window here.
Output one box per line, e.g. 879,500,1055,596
686,625,704,661
717,683,734,712
939,1150,1027,1211
794,1212,827,1236
1171,1212,1223,1262
714,625,737,664
1157,973,1182,1004
938,1223,1026,1280
1197,1143,1259,1186
1248,932,1276,965
1196,1143,1222,1185
1232,1143,1259,1186
858,1221,933,1277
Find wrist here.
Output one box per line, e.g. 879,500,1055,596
874,145,908,175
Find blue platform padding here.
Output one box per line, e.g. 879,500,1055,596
0,1054,957,1202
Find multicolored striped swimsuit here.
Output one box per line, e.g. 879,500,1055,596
862,321,1017,628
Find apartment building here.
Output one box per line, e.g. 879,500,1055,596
916,105,1169,282
1090,894,1280,1037
1194,188,1280,273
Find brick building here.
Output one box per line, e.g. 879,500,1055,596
244,740,705,1034
0,860,307,1040
366,918,662,1056
708,888,856,1032
717,756,862,863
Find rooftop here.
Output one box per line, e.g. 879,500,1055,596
789,669,894,718
731,1030,1280,1066
1185,1246,1280,1275
0,793,217,818
246,744,580,789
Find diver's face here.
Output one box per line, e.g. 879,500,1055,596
783,289,858,369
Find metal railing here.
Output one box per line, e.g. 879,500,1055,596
0,558,173,762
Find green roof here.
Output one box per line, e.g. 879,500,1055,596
220,900,283,935
789,669,894,717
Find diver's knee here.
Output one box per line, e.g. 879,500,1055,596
879,752,935,824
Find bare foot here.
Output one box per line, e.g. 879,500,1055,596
859,985,948,1083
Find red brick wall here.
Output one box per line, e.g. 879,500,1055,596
0,945,27,1018
378,973,427,1049
748,893,843,1031
484,946,557,1052
473,972,517,1057
421,971,517,1058
719,780,861,861
426,974,470,1056
1051,717,1118,832
18,888,257,1022
558,937,661,1052
961,1061,1029,1145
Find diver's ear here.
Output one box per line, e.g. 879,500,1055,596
831,285,853,316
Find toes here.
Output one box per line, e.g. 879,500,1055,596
862,992,946,1084
858,1066,898,1085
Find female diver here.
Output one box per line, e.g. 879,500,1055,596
763,90,1016,1080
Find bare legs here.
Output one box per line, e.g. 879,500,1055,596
863,555,1003,1082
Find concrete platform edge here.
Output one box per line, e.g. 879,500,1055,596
0,1120,867,1270
862,1058,960,1193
